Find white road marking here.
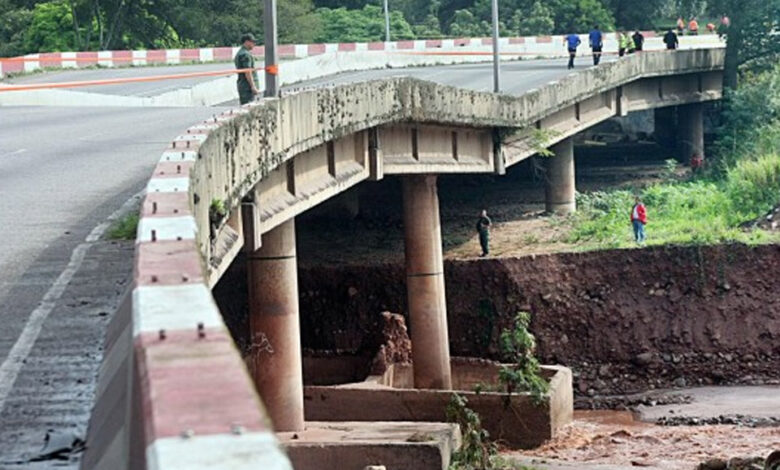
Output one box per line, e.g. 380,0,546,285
0,190,144,412
0,149,27,158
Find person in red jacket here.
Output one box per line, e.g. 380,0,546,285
631,196,647,243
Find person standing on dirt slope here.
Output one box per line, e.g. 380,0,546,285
476,209,492,257
235,33,260,105
631,196,647,243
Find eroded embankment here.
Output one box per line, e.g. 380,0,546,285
214,243,780,397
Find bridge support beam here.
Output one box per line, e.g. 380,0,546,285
545,138,576,214
402,175,452,390
247,219,305,432
679,103,705,163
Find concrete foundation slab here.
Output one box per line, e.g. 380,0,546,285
304,358,573,449
281,421,461,470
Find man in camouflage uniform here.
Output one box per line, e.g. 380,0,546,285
235,33,260,105
476,209,492,257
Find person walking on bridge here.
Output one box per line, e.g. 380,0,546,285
235,33,260,105
664,28,679,50
631,196,647,243
565,33,582,69
589,25,604,65
476,209,492,257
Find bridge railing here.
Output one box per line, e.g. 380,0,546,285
0,32,723,77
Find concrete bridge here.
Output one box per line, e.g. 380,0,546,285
82,48,724,469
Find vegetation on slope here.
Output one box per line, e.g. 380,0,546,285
569,65,780,250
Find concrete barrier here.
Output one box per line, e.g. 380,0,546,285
0,32,723,78
82,48,725,469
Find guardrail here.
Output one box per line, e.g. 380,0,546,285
0,32,723,77
82,48,724,469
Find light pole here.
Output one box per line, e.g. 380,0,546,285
491,0,500,93
264,0,279,97
384,0,391,42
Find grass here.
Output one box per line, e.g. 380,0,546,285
567,152,780,250
107,213,139,240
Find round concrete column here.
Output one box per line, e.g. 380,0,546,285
679,103,704,162
401,175,452,390
247,219,305,432
545,138,576,214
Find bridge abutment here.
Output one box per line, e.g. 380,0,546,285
545,138,576,214
247,219,306,432
402,175,453,390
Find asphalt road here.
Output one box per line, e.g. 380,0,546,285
0,57,609,464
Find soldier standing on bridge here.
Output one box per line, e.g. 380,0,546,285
235,33,260,105
476,209,492,257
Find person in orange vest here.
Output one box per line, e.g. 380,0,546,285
688,17,699,35
706,22,716,33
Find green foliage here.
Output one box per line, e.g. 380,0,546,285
447,393,495,470
108,213,139,240
567,64,780,251
603,0,666,29
23,1,78,52
448,9,490,38
497,312,549,404
547,0,615,34
531,128,560,157
315,5,414,42
0,0,32,56
511,2,555,36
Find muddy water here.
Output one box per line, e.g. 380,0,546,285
510,410,780,470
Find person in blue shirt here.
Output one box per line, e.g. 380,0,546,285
589,25,603,65
565,33,582,69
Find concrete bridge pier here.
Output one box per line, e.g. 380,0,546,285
679,103,705,163
401,175,453,390
654,107,678,151
247,219,306,432
545,138,576,214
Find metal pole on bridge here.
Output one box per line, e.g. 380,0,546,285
264,0,279,97
384,0,391,42
491,0,501,93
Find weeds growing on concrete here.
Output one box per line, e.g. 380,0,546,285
107,213,139,240
497,312,549,405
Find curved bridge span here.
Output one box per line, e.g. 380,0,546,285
85,48,724,469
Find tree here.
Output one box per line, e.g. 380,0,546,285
603,0,666,30
707,0,780,89
511,1,554,36
314,5,414,43
0,0,32,56
448,9,488,37
548,0,615,34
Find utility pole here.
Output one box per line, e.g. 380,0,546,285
491,0,500,93
264,0,279,97
384,0,391,42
